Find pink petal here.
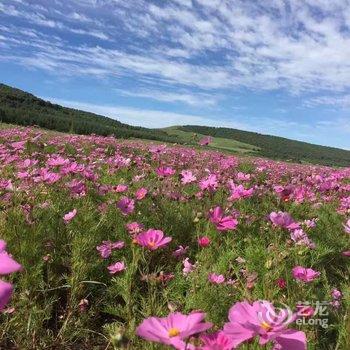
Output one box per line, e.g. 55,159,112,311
0,280,13,310
275,330,307,350
0,252,22,275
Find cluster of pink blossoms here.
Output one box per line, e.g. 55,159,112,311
136,300,307,349
0,240,21,311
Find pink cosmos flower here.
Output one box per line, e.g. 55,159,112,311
331,288,342,300
236,172,251,181
223,300,306,350
228,182,254,201
107,261,126,274
180,170,197,184
269,211,300,230
136,229,172,250
126,222,144,235
296,304,315,317
0,240,22,275
117,197,135,215
198,136,213,146
292,266,320,283
156,166,175,177
63,209,77,224
136,311,212,349
0,240,21,311
183,258,196,276
209,207,238,232
114,184,128,193
290,229,315,249
276,278,287,289
199,331,235,350
208,273,225,284
304,219,317,228
198,236,211,247
342,250,350,257
96,240,124,259
135,188,147,200
149,144,167,154
0,280,13,311
173,245,189,258
343,219,350,234
200,174,218,192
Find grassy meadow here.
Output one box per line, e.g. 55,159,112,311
0,126,349,349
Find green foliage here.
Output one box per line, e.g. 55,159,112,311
0,83,178,143
180,125,350,167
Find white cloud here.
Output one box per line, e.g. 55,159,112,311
2,0,350,95
42,97,248,129
3,0,350,115
115,88,220,106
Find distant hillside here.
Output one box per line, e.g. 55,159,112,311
162,126,260,154
0,84,177,143
1,83,350,167
179,125,350,167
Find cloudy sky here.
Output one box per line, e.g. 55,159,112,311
1,0,350,148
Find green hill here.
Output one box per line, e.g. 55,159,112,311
1,83,350,166
0,83,177,143
162,126,259,154
179,125,350,167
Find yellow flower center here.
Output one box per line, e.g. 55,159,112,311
260,321,272,332
168,328,180,337
147,241,156,248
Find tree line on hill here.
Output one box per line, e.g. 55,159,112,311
180,125,350,167
0,84,177,143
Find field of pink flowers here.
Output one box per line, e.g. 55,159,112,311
0,127,349,349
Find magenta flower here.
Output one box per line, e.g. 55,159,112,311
183,258,196,276
292,266,320,283
276,278,287,289
136,311,212,349
304,219,317,228
156,166,175,177
135,187,148,200
0,240,22,275
107,261,126,274
0,240,21,311
228,183,254,201
208,273,225,284
198,136,213,146
117,197,135,215
126,222,144,235
236,172,251,181
296,304,315,318
200,331,234,350
343,219,350,234
114,184,128,193
173,245,189,258
269,211,300,230
331,288,342,300
63,209,77,224
136,229,172,250
199,174,218,192
0,280,13,311
96,240,124,259
209,207,238,231
290,229,315,249
180,170,197,184
198,236,211,247
223,300,306,349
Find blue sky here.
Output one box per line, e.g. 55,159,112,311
1,0,350,149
